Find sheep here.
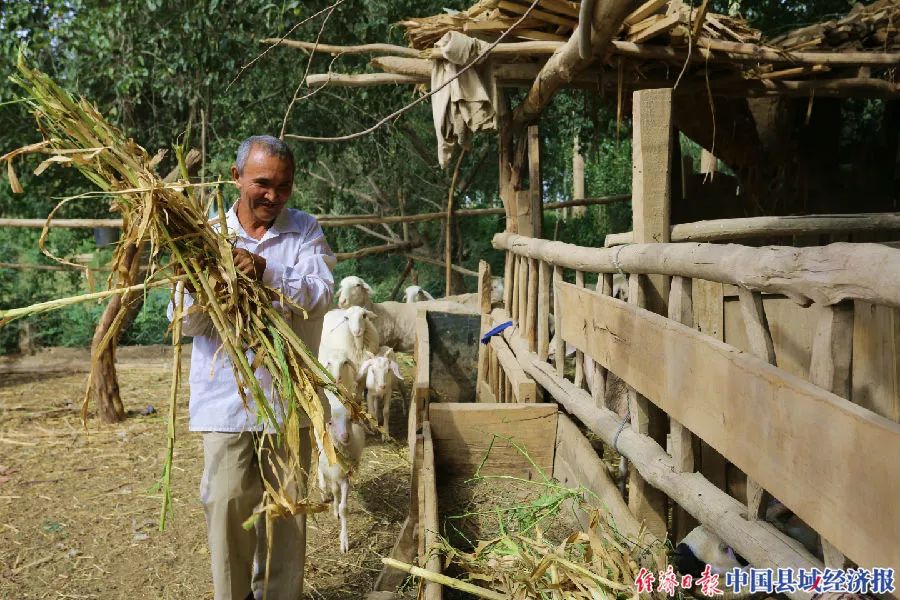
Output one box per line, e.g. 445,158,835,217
320,350,359,401
319,306,380,368
337,276,373,309
316,388,366,554
404,285,435,303
673,526,754,600
357,347,403,437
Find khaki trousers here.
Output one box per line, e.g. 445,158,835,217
200,431,312,600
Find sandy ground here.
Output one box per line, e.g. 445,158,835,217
0,347,412,599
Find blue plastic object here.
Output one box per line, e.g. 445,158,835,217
480,320,513,345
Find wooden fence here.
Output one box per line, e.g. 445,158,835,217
471,87,900,596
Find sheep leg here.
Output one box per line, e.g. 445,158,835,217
382,397,391,440
338,478,350,553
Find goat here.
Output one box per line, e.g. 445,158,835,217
316,388,365,554
337,276,373,309
404,285,435,303
357,347,402,437
320,306,380,368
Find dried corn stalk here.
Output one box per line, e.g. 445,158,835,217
1,53,359,524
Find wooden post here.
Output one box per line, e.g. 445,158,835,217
572,134,585,218
524,124,543,238
525,258,538,351
517,255,528,333
503,251,514,314
668,276,697,542
537,260,551,362
737,287,776,520
589,274,612,407
498,93,517,234
476,261,493,402
627,88,673,540
693,279,728,492
510,255,520,323
553,265,565,377
808,301,854,568
573,270,586,388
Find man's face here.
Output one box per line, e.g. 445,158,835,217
232,146,294,224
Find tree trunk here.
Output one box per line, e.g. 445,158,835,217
91,150,201,423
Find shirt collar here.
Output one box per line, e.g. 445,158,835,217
224,202,301,242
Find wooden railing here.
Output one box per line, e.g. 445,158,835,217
476,233,900,593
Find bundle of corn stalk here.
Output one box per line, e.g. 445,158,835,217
0,54,358,524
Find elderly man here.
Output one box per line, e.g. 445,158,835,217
169,135,335,600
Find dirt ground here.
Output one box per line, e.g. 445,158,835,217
0,346,413,600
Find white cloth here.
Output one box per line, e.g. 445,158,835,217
431,31,497,168
167,204,336,432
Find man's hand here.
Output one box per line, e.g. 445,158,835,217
232,248,266,281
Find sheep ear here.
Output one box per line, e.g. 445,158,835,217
362,281,372,292
390,361,403,379
364,309,376,319
378,346,394,358
357,360,372,380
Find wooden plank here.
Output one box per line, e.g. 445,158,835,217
498,0,578,28
553,414,655,547
737,287,776,520
693,279,728,491
525,258,538,351
724,296,818,380
553,265,565,377
667,276,697,542
490,335,537,403
422,422,442,600
624,0,668,26
851,302,900,421
429,403,557,478
808,302,854,569
628,13,680,43
414,310,430,409
537,260,551,361
476,261,492,403
589,275,610,408
627,87,672,540
574,270,586,388
527,124,542,239
557,281,900,573
493,308,821,600
478,380,498,404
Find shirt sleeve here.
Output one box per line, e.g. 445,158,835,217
261,220,336,319
166,288,217,339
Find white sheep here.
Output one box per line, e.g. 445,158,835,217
320,350,359,401
404,285,435,303
357,347,403,437
337,276,373,309
316,388,366,554
319,306,380,368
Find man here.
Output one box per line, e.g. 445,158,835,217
169,135,335,600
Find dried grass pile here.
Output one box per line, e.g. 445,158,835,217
0,54,358,525
424,444,666,600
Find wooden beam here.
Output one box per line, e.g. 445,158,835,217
553,413,658,549
429,403,556,477
492,308,823,599
490,333,537,403
667,276,697,542
555,282,900,573
305,73,424,87
512,0,632,125
261,38,423,57
604,213,900,246
476,261,493,403
422,422,442,600
493,232,900,309
335,240,421,261
414,310,430,410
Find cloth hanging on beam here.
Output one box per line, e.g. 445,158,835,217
430,31,497,168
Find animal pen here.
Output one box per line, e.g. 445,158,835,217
2,0,900,599
267,0,900,597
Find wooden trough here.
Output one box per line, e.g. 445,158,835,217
372,305,658,600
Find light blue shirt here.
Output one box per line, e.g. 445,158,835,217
168,204,336,432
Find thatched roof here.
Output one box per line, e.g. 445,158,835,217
394,0,900,100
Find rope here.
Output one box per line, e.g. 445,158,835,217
612,243,628,277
